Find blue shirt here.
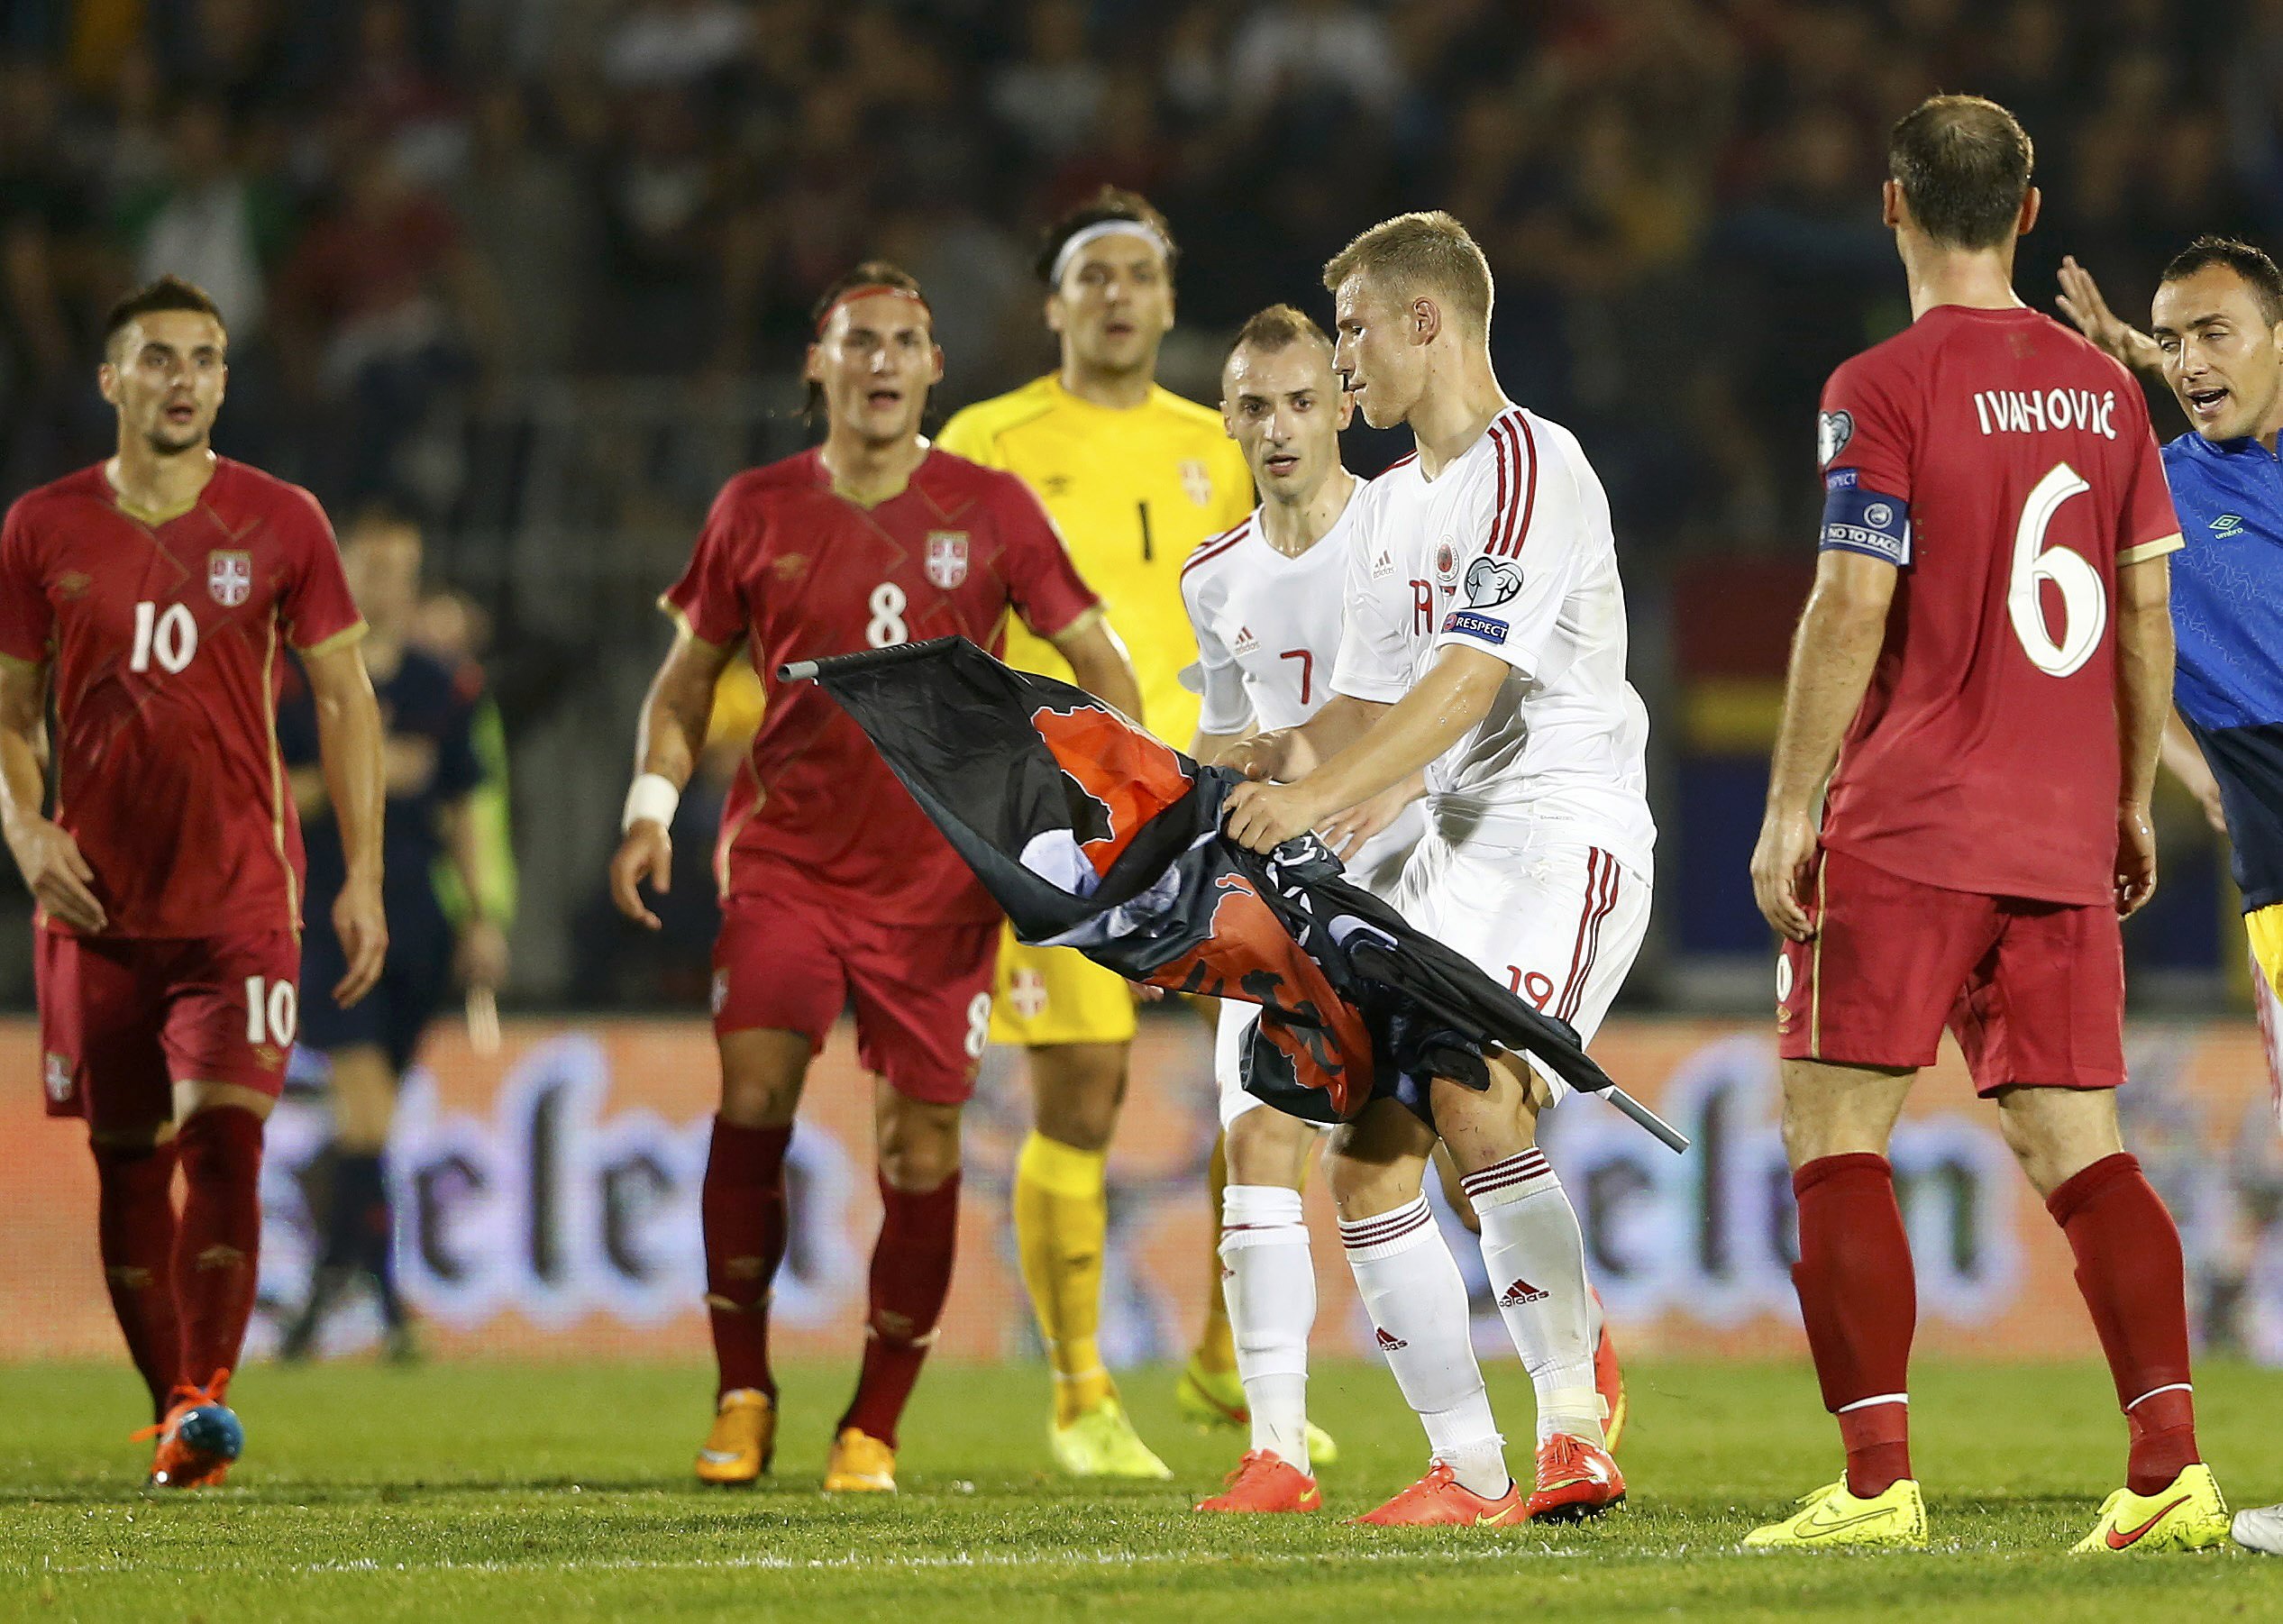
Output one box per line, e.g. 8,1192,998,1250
279,643,484,932
2160,430,2283,909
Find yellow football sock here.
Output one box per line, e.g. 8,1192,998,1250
1194,1130,1236,1374
1015,1131,1112,1425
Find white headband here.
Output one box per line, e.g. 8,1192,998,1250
1050,220,1171,288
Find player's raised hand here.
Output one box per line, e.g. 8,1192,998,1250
2057,257,2162,375
610,820,673,930
2114,805,2160,917
331,873,389,1006
1749,807,1819,943
8,816,106,933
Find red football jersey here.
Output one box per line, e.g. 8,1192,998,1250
0,459,365,936
1815,306,2182,904
665,446,1099,925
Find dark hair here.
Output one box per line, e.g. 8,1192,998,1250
1887,95,2034,251
803,260,932,424
2160,235,2283,327
1035,187,1178,286
807,259,929,335
103,274,224,355
1228,303,1331,359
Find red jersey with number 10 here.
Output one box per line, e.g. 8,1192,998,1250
665,446,1099,925
1815,306,2182,904
0,459,366,937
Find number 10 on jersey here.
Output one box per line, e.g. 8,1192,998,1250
130,600,198,674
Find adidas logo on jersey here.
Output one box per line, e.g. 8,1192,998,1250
1374,1327,1409,1351
1370,549,1396,580
1499,1278,1548,1308
1231,624,1258,653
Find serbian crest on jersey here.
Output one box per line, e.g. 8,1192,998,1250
1181,460,1213,507
207,549,253,607
925,531,970,589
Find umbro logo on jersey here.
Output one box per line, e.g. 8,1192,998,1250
2212,512,2247,538
1374,1327,1409,1351
1498,1278,1548,1308
1231,625,1258,653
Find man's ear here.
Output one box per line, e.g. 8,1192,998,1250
1881,178,1904,231
1411,297,1441,345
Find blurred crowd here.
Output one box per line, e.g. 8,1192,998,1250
5,0,2278,542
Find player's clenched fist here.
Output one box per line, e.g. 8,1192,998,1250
1224,777,1325,854
1749,807,1819,943
611,819,673,931
5,815,106,934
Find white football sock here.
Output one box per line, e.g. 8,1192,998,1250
1466,1149,1605,1448
1219,1183,1314,1471
1340,1194,1509,1497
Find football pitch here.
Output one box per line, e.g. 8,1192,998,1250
5,1358,2279,1622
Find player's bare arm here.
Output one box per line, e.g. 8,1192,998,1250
2160,707,2228,835
305,638,389,1005
1751,550,1898,942
1220,692,1386,786
0,653,105,933
1225,645,1503,853
1048,612,1144,722
2113,551,2178,917
610,623,734,929
441,798,511,989
2057,257,2164,376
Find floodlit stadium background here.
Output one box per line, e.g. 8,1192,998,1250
1,0,2279,1363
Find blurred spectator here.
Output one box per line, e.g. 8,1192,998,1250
603,0,753,92
114,96,289,339
1227,0,1403,125
275,148,499,503
989,0,1104,162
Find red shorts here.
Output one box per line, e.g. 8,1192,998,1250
37,930,302,1131
1777,845,2124,1094
712,892,1000,1105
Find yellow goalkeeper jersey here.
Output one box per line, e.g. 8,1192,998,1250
937,374,1254,744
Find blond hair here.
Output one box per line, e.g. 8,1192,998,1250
1321,211,1493,335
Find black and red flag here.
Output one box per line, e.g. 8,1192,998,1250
782,636,1683,1147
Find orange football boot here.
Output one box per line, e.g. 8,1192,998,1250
1592,1289,1628,1454
1352,1461,1524,1527
695,1389,776,1486
1196,1450,1322,1514
134,1369,241,1490
1523,1432,1626,1523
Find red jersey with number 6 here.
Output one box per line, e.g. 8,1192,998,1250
0,459,366,937
1813,306,2182,904
664,446,1099,924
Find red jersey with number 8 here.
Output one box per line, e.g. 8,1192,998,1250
1813,306,2182,904
664,446,1098,924
0,459,365,938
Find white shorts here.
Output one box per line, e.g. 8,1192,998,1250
1388,831,1650,1105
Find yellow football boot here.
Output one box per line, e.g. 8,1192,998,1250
1173,1356,1339,1465
1050,1395,1173,1479
823,1427,897,1493
1743,1477,1928,1550
2071,1464,2230,1554
694,1389,775,1486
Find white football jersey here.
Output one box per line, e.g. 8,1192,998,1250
1333,405,1655,871
1182,480,1423,894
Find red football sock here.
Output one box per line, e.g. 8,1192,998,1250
170,1107,265,1391
2046,1152,2199,1494
839,1171,961,1449
702,1118,792,1400
93,1138,180,1421
1792,1153,1915,1497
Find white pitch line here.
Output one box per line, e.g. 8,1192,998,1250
44,1544,1584,1580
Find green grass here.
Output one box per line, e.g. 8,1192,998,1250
4,1357,2279,1621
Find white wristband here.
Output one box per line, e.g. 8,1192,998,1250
622,773,680,833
